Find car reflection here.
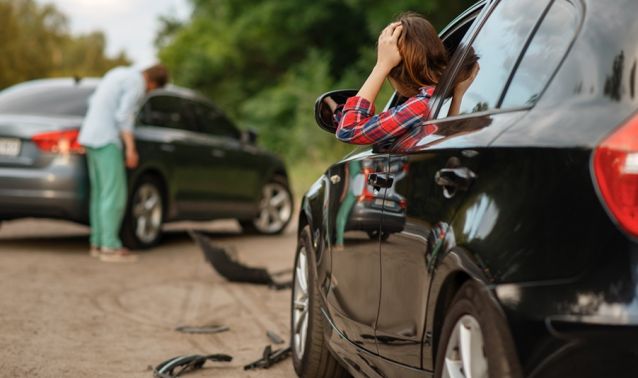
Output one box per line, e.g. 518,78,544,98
334,156,408,248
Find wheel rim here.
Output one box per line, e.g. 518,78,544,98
132,183,163,244
254,182,292,233
443,315,488,378
292,246,309,358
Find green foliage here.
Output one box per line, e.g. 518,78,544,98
158,0,476,182
0,0,129,89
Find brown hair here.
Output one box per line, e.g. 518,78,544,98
389,12,448,97
143,64,169,88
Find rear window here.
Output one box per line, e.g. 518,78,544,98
0,83,94,116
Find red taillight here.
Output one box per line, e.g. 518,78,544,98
32,129,84,154
359,167,375,201
593,114,638,236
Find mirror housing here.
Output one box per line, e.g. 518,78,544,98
241,129,258,145
314,89,358,134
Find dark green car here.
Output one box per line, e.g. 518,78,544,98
0,78,293,248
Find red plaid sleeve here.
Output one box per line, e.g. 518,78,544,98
335,86,434,145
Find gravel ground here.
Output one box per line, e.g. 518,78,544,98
0,219,298,378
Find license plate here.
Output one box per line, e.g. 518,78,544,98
0,138,20,157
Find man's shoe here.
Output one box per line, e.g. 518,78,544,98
99,248,138,263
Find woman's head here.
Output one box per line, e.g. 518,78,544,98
388,12,448,97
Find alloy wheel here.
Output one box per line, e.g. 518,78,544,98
132,183,163,244
442,314,488,378
254,182,292,233
292,245,309,358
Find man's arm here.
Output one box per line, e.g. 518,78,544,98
115,78,145,168
121,130,138,169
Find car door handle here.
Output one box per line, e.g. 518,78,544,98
211,149,225,158
368,173,394,190
435,167,476,198
160,144,175,152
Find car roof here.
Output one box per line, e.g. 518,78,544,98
3,77,204,102
3,77,101,92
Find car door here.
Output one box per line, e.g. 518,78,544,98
323,149,387,354
373,0,555,370
193,101,261,217
138,94,214,216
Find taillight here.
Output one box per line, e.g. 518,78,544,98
32,129,84,154
359,168,375,201
593,114,638,236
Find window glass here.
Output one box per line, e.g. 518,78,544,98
179,99,201,132
501,0,578,108
195,102,240,139
437,0,550,118
0,84,94,116
143,95,193,131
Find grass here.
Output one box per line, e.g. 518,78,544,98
288,159,331,199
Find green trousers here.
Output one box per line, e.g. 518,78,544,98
86,144,127,249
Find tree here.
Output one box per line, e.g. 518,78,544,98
158,0,476,187
0,0,130,89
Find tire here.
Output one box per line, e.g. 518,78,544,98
291,226,348,378
121,175,164,250
435,280,522,378
240,175,293,235
367,229,390,242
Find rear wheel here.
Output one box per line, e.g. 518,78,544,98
240,176,292,235
121,175,164,250
435,280,522,378
291,226,348,378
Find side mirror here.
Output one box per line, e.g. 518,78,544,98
314,89,358,134
241,129,258,145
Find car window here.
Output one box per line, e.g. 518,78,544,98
0,84,94,116
500,0,579,108
436,0,551,118
179,99,202,132
142,95,195,132
194,102,241,139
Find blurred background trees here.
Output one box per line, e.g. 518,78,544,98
0,0,474,191
158,0,474,190
0,0,129,89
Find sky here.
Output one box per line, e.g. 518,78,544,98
35,0,192,68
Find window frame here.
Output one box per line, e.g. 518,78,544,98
193,99,242,140
432,0,583,121
139,94,196,132
431,0,547,120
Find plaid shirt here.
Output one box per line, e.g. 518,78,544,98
335,86,435,145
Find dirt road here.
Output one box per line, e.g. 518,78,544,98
0,219,298,377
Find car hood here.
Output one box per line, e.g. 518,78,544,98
0,113,83,138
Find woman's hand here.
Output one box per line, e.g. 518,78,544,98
448,62,480,117
323,96,338,112
376,22,403,71
353,21,403,105
454,62,480,96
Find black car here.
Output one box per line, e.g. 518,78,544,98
0,78,293,248
291,0,638,377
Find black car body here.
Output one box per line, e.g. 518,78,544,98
0,78,293,248
291,0,638,377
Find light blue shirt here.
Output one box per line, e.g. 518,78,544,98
79,66,145,148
